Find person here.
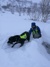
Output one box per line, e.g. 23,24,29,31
29,22,41,38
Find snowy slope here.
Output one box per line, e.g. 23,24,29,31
0,0,8,6
0,12,50,67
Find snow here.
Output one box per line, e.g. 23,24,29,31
30,0,41,3
0,0,8,6
0,12,50,67
0,0,41,6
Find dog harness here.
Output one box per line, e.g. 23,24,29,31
20,34,27,39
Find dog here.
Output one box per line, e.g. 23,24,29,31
7,31,30,47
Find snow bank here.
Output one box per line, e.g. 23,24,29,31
0,12,50,67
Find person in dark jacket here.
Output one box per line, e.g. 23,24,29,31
29,22,41,38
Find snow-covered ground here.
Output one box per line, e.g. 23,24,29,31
0,12,50,67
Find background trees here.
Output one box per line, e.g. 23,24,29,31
0,0,50,22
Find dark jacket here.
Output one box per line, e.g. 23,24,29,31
29,26,41,38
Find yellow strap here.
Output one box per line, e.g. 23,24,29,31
33,29,38,34
20,34,27,39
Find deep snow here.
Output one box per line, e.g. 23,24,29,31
0,12,50,67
